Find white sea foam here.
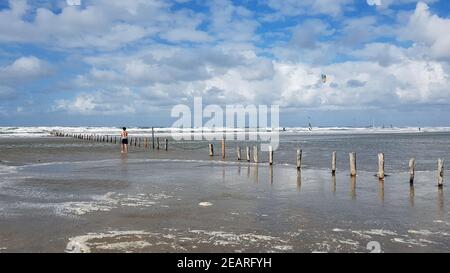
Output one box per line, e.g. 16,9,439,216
392,238,427,247
65,230,152,253
198,202,213,207
55,192,173,216
66,228,293,253
2,126,450,138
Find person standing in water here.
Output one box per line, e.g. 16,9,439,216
120,127,129,153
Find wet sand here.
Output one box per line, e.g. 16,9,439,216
0,137,449,253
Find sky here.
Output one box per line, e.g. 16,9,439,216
0,0,449,127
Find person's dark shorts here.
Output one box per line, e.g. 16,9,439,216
122,138,128,145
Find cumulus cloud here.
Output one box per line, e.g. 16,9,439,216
55,87,138,115
0,0,210,49
1,0,450,123
400,2,450,61
0,56,51,84
266,0,353,18
0,86,16,100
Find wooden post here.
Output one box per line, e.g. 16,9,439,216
156,137,160,150
269,146,273,165
409,158,415,184
332,151,336,175
237,146,242,161
246,146,250,162
378,153,385,180
152,127,155,149
349,152,357,177
253,145,258,163
296,148,302,170
209,144,214,156
438,159,444,188
145,138,148,148
222,138,225,159
165,139,168,151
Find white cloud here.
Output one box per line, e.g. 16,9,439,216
0,0,209,49
0,86,16,99
266,0,353,18
55,87,138,115
0,56,51,84
400,2,450,61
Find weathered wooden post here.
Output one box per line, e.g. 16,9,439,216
332,151,337,175
409,158,415,184
152,127,155,149
165,139,168,150
246,146,250,162
378,153,385,180
349,152,357,177
209,143,214,156
134,137,137,147
222,138,225,159
144,138,148,148
296,148,302,170
156,137,160,150
253,145,258,163
269,146,273,165
438,159,444,188
237,146,242,161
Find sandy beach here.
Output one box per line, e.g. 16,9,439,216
0,131,449,253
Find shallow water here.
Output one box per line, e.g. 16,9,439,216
0,134,449,253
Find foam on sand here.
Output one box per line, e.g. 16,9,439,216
198,202,213,207
65,228,294,253
56,192,173,216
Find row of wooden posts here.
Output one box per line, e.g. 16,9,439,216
211,139,445,188
51,131,444,187
51,131,169,151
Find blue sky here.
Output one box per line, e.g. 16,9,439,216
0,0,450,127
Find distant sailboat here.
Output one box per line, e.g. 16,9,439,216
308,116,313,131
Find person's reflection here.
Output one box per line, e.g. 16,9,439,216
350,176,356,200
296,169,302,192
409,185,415,208
120,153,128,171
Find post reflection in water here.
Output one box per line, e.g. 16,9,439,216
350,176,356,200
269,165,273,185
254,165,259,184
237,165,241,176
409,185,415,207
222,167,225,183
332,175,336,195
379,180,385,204
438,188,444,213
296,169,302,192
